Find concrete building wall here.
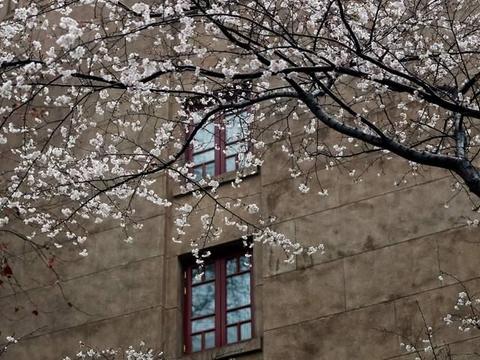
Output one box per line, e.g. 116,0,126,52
2,130,480,360
1,0,479,359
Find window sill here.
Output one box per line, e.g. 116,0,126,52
172,166,259,198
182,337,262,360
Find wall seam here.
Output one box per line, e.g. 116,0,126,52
262,272,480,333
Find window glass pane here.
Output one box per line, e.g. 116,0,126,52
193,166,203,179
225,114,245,143
193,163,215,180
226,258,237,275
192,268,202,284
226,156,237,172
239,255,251,271
204,263,215,281
192,316,215,333
192,263,215,284
204,162,215,177
191,334,202,352
193,150,214,164
227,273,251,309
192,282,215,317
226,142,247,156
227,325,238,344
240,322,252,341
204,331,215,349
227,307,251,324
236,111,253,123
193,124,215,151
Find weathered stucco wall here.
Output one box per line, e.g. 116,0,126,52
0,0,479,358
2,130,480,360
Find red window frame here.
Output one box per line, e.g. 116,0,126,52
185,111,249,178
183,250,254,353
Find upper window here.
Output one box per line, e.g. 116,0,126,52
186,111,250,179
184,252,254,353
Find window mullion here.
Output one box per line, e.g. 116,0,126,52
250,255,255,339
215,119,226,175
184,268,192,353
217,257,227,346
186,123,194,163
221,120,227,174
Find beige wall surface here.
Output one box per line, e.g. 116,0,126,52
1,0,479,359
2,139,480,360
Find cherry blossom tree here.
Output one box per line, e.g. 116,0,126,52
0,0,478,258
397,279,480,359
1,0,480,298
60,342,165,360
2,338,165,359
1,0,480,357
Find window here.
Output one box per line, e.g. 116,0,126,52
184,252,254,353
186,111,250,179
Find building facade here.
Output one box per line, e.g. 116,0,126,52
1,128,479,359
1,1,480,359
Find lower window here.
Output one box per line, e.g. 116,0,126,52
184,252,253,353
